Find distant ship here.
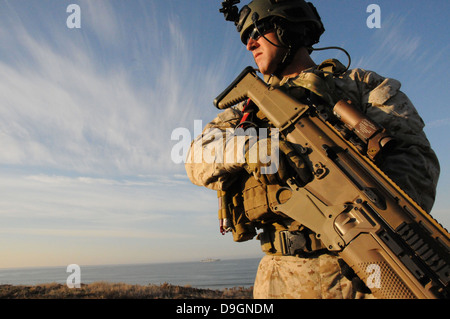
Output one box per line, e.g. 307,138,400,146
200,258,220,263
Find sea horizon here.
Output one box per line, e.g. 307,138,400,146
0,257,262,290
0,255,261,271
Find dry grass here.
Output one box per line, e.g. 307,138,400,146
0,282,253,299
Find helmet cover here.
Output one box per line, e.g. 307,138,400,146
236,0,325,47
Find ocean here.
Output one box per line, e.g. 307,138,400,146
0,257,261,290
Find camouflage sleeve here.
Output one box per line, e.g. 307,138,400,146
184,106,247,191
335,69,440,212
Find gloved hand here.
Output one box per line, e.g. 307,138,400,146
278,139,313,186
244,136,288,185
244,136,312,186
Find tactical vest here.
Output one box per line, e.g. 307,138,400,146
223,173,326,256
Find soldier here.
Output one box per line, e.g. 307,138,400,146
185,0,440,298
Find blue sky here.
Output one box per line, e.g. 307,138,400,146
0,0,448,269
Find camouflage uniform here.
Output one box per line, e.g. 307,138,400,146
253,254,375,299
185,62,440,299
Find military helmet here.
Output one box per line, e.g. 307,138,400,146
236,0,325,47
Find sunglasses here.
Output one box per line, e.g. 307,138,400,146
245,21,274,45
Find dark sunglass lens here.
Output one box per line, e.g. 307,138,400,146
246,28,260,44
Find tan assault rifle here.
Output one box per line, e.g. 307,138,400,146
214,67,450,299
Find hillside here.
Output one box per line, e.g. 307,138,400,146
0,282,253,299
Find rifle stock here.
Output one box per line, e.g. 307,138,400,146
214,67,450,299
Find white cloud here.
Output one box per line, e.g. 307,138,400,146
79,0,123,45
0,172,208,218
426,118,450,129
354,14,421,70
0,227,194,240
0,1,236,177
0,1,251,268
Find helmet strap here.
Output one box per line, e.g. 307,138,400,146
273,44,299,77
272,22,300,77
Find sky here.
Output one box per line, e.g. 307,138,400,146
0,0,448,269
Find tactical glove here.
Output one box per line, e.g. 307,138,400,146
244,137,312,186
244,137,288,185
